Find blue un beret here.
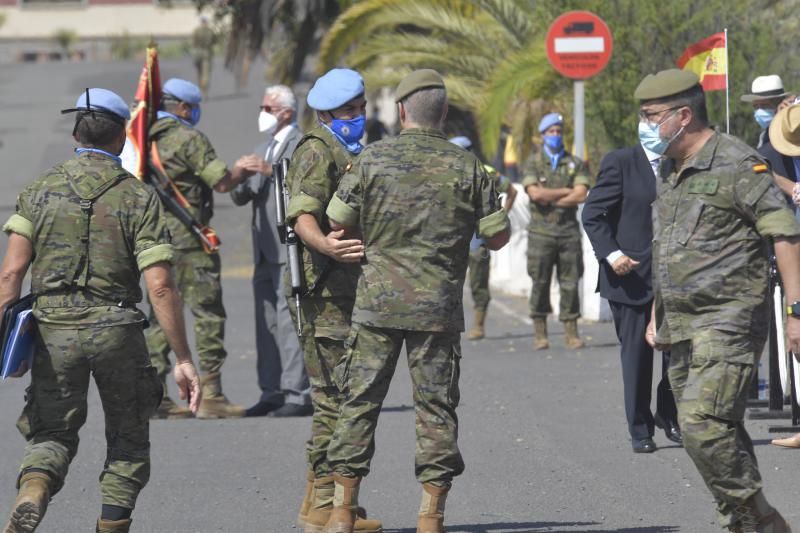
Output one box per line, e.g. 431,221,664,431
163,78,203,105
73,88,130,120
448,136,473,151
307,68,364,111
538,112,563,133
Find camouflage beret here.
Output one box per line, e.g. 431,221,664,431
634,69,700,101
395,69,446,102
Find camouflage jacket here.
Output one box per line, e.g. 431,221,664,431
326,127,510,332
521,150,590,237
149,116,227,250
285,124,361,339
3,151,174,326
653,131,800,354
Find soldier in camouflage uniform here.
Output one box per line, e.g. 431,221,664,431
522,113,590,350
449,136,517,341
283,69,382,533
146,78,256,419
0,88,200,533
638,69,800,532
191,16,216,98
324,69,511,533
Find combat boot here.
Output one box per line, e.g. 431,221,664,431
307,476,382,533
466,310,486,340
297,469,316,528
3,471,52,533
733,491,792,532
95,518,132,533
152,377,193,419
417,483,448,533
196,372,245,419
564,320,585,349
533,318,549,350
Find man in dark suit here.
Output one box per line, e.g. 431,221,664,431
581,143,681,453
232,85,311,417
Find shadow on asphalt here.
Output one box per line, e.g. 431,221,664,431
385,522,680,532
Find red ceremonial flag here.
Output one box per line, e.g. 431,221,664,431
676,32,727,91
125,44,162,179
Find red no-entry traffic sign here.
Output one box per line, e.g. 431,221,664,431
545,11,613,80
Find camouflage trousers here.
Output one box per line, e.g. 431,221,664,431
16,322,161,509
527,232,582,320
468,244,491,312
668,331,763,529
328,324,465,486
147,247,227,378
193,55,211,95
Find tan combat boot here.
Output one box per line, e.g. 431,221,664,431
417,483,448,533
95,518,132,533
467,310,486,340
196,372,245,419
564,320,585,349
305,476,382,533
297,469,316,528
533,318,549,350
734,491,792,532
3,471,52,533
152,377,193,419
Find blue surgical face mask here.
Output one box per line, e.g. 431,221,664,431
190,105,202,126
754,108,775,130
638,111,683,155
543,134,563,152
330,115,365,144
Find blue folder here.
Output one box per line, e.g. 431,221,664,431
1,295,35,379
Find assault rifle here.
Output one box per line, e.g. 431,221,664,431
275,158,304,336
148,142,220,254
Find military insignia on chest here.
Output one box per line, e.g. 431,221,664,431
687,178,719,195
567,161,576,176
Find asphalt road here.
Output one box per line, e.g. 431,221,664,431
0,57,797,533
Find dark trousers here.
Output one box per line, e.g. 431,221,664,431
609,300,677,440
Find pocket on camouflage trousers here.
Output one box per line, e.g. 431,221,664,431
136,366,163,422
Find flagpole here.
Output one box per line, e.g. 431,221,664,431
724,28,730,134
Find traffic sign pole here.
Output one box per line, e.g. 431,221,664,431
574,80,584,162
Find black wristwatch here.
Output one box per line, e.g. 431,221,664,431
787,302,800,318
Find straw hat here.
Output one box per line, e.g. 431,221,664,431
741,75,790,103
769,103,800,156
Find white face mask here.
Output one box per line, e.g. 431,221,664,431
258,111,278,134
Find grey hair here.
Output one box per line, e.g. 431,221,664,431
265,84,297,115
402,87,447,128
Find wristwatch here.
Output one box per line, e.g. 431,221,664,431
787,301,800,318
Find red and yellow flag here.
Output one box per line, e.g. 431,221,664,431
125,44,162,179
676,32,727,91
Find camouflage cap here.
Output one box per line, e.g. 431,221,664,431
634,69,700,101
395,69,446,102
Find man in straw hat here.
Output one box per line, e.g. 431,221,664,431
766,101,800,450
638,68,800,532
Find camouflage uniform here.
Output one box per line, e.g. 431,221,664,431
522,150,590,320
325,127,510,485
146,116,229,378
284,124,360,477
652,132,800,529
2,151,173,509
191,24,215,96
468,166,512,312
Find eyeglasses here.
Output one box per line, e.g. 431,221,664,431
259,105,283,113
638,105,683,124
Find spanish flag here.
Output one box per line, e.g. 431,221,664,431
124,43,162,179
676,32,727,91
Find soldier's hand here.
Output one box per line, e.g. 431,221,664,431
324,229,364,263
787,318,800,356
174,361,201,414
612,255,640,276
238,154,270,176
645,318,670,351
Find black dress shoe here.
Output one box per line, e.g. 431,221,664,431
654,413,683,445
269,403,313,417
245,400,284,417
632,437,657,453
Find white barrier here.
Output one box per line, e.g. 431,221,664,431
489,184,611,322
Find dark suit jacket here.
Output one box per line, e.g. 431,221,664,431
231,124,304,265
581,145,655,306
758,128,797,182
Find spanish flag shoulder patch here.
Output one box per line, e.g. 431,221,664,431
752,163,769,173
